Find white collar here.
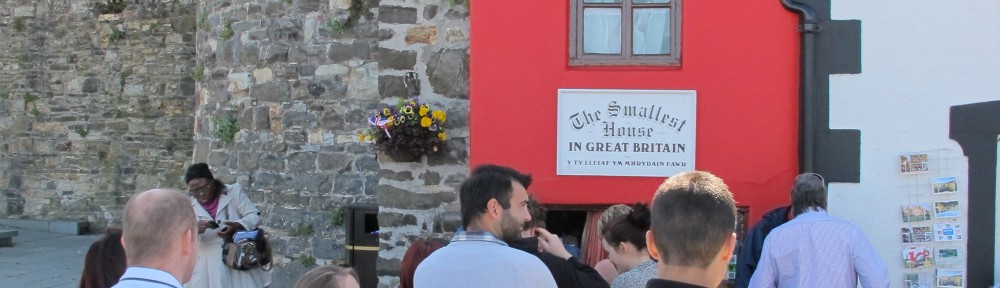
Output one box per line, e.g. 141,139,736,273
117,266,183,288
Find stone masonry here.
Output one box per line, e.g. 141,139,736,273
1,0,470,287
374,0,469,286
0,0,197,231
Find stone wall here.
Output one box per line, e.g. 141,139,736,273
374,0,470,287
192,0,385,284
0,0,471,286
0,0,197,230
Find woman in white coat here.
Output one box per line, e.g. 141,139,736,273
184,163,270,288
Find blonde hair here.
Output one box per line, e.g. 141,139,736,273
293,265,359,288
599,204,633,232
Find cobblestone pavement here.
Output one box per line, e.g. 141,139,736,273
0,227,101,288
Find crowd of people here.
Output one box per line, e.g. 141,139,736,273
76,163,889,288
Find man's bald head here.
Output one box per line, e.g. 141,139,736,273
122,189,196,265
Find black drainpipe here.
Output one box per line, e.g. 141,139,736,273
781,0,821,173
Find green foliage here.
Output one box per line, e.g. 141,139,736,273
114,109,124,119
327,19,347,34
23,92,38,103
449,0,469,8
198,13,210,31
108,26,126,42
214,117,239,142
119,71,129,87
157,37,167,48
92,0,127,14
219,21,234,40
288,221,314,237
326,207,346,227
0,90,8,99
345,0,372,27
30,106,40,116
73,126,90,138
285,0,293,4
194,65,205,79
149,22,158,30
13,18,25,32
299,254,316,267
16,53,28,65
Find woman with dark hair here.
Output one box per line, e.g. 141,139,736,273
600,203,655,288
399,238,448,288
184,163,269,288
293,265,360,288
79,228,126,288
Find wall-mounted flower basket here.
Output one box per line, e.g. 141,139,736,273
362,97,447,162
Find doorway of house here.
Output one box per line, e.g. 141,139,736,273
543,209,589,258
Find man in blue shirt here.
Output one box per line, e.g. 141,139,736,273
735,205,791,288
749,173,889,288
114,189,199,288
414,164,557,288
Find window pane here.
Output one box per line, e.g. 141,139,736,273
632,8,670,55
634,0,670,3
583,8,622,54
584,0,623,3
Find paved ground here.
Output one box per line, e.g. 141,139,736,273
0,226,101,288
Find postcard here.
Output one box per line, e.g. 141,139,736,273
934,223,963,242
902,203,932,222
932,176,958,194
902,226,934,243
934,201,960,218
937,248,959,264
905,273,931,288
936,269,964,288
902,246,934,268
900,153,929,174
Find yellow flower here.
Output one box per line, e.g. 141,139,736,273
419,105,429,116
432,110,446,123
401,106,414,115
421,117,432,128
437,132,447,140
386,116,395,126
382,108,391,116
359,133,366,141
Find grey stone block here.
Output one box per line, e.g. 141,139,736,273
378,6,417,24
376,185,455,210
378,48,417,71
426,49,469,98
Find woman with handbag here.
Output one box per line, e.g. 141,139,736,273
184,163,271,288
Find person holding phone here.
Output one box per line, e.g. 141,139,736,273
184,163,270,288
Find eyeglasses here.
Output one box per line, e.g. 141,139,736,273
808,172,824,183
188,182,213,196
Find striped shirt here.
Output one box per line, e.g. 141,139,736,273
749,210,889,288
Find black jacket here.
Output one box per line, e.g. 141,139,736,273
735,206,791,288
510,237,610,288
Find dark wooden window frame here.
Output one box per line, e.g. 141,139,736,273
569,0,682,67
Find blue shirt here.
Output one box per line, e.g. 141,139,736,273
749,210,889,288
113,267,184,288
413,230,557,288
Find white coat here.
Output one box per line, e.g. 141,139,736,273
185,183,271,288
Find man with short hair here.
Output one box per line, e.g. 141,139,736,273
645,171,739,288
749,173,889,288
414,164,557,288
114,189,200,288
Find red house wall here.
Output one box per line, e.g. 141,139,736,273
469,1,801,223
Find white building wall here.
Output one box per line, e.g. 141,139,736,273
828,1,1000,287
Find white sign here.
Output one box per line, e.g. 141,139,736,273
557,89,696,177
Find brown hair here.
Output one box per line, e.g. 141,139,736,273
293,265,360,288
523,194,547,230
79,228,126,288
601,203,651,251
399,238,448,288
598,204,632,232
650,171,736,268
122,189,197,265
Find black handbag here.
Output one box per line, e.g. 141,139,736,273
222,228,273,271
